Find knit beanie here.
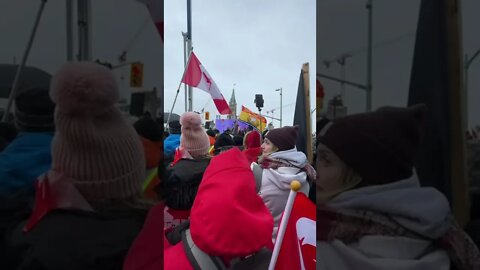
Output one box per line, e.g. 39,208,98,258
50,61,145,199
206,129,216,138
214,132,234,149
168,120,181,134
244,130,261,149
14,87,55,132
180,112,210,157
233,135,244,146
134,114,163,142
265,126,299,151
318,104,427,186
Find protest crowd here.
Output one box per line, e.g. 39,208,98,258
0,61,479,270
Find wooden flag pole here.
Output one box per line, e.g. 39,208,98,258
445,0,469,227
302,63,313,163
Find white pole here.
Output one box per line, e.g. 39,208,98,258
183,32,189,112
2,0,48,122
166,51,194,125
268,180,302,270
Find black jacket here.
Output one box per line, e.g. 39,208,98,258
4,208,147,270
163,158,210,210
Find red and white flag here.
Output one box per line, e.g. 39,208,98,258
137,0,163,41
273,193,316,270
182,52,232,115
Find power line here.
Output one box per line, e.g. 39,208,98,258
118,15,150,63
322,31,415,67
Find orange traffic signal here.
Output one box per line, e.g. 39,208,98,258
130,62,144,88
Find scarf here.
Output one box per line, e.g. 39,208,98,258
24,170,94,232
317,207,480,270
258,155,316,182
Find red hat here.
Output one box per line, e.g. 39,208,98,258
244,130,261,149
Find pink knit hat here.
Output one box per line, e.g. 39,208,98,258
49,62,145,199
180,112,210,157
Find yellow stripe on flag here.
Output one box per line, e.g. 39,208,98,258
239,106,267,131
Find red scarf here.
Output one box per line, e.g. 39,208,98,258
24,171,94,233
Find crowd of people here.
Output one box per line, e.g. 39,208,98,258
0,60,479,269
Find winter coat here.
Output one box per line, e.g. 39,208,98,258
124,202,165,270
164,134,180,161
163,158,210,211
139,137,162,200
164,148,274,269
6,208,147,270
316,175,467,270
3,170,148,270
0,132,53,196
258,148,310,242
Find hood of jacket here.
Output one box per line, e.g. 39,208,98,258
190,148,274,257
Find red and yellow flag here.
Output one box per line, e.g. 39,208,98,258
239,105,267,131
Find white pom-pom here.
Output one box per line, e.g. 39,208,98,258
50,62,119,115
180,112,202,129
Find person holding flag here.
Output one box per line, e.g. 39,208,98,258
163,148,274,269
268,180,316,270
316,104,480,270
253,126,316,243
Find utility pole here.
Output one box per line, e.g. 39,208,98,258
78,0,92,61
366,0,373,112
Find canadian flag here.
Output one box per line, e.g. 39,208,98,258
274,193,316,270
182,52,232,115
137,0,163,41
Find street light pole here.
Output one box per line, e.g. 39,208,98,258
275,88,282,127
465,48,480,129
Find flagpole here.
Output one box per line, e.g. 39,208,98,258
2,0,48,122
268,180,302,270
166,51,194,125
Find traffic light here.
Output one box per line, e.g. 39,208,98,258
130,62,144,88
255,94,264,109
205,111,210,120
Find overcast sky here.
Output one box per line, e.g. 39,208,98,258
164,0,316,129
318,0,480,128
0,0,162,110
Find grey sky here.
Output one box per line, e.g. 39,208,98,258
318,0,480,128
164,0,316,129
0,0,162,107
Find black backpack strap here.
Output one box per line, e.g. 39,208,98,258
166,220,190,245
229,247,273,270
181,228,227,270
